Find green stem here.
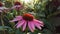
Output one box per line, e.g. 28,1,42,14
17,10,22,16
1,19,5,34
17,10,20,16
1,13,5,34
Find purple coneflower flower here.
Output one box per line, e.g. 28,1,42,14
11,1,23,10
0,2,9,13
10,13,44,32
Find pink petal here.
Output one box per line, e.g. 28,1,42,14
33,20,42,29
34,19,44,27
10,16,22,22
16,20,25,28
10,18,19,22
15,16,23,20
0,7,4,10
0,10,2,12
11,5,21,9
34,21,42,30
11,6,16,9
16,5,21,7
28,21,35,30
28,22,34,32
22,22,27,31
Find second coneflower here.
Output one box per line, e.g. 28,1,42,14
11,1,23,11
10,13,44,32
0,2,9,13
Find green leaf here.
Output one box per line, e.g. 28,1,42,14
42,29,53,34
6,12,14,20
12,9,18,16
5,1,13,8
42,19,55,31
15,29,23,34
0,26,12,31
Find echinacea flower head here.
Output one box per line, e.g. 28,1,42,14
11,1,23,10
10,13,44,32
0,2,9,13
22,13,34,21
0,2,3,7
14,2,22,6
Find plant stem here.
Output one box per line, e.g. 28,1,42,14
1,13,5,34
1,19,5,34
17,10,20,16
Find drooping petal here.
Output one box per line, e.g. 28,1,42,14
28,22,34,32
15,5,21,8
11,5,22,10
10,16,22,22
16,16,22,18
16,20,25,28
15,16,23,20
0,7,4,10
28,21,35,30
10,18,19,22
22,22,27,31
0,7,8,10
11,5,18,9
33,20,41,29
33,21,42,30
34,19,44,27
0,10,2,12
